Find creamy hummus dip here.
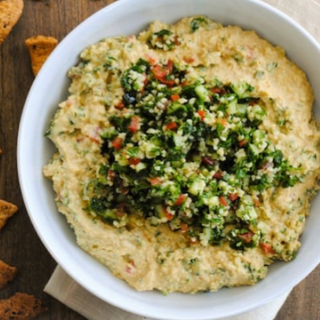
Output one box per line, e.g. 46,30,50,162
44,16,320,293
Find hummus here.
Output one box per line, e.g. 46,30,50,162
44,16,320,293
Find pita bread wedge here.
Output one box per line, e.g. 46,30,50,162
0,293,47,320
0,259,17,289
25,35,58,76
0,200,18,231
0,0,24,45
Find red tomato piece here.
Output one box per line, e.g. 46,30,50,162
239,139,248,147
174,194,187,206
260,243,276,254
115,102,125,110
202,157,214,166
152,65,168,79
108,169,116,181
217,118,227,127
183,56,195,64
181,81,190,87
213,171,223,180
253,198,261,207
210,87,226,95
128,116,140,133
111,137,123,150
150,177,162,186
219,196,228,207
143,75,149,87
171,94,180,101
165,211,174,221
238,231,254,244
129,158,141,165
166,122,178,131
145,55,156,65
159,78,175,86
198,110,206,121
228,193,239,201
181,223,189,233
167,59,174,73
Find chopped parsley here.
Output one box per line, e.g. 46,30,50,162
85,59,302,248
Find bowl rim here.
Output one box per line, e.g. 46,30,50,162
17,0,320,319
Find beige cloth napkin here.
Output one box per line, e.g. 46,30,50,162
44,266,290,320
44,0,320,319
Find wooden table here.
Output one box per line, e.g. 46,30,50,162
0,0,319,319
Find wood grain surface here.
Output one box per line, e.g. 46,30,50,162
0,0,319,319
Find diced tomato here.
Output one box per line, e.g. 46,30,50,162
174,36,181,45
108,169,116,181
159,78,175,86
217,118,227,127
165,211,174,221
166,122,178,131
129,157,141,165
145,55,156,65
167,59,174,73
260,243,275,254
125,265,134,274
171,94,180,101
143,75,149,87
174,194,187,206
115,102,125,110
120,187,129,195
228,193,239,201
152,62,175,86
239,139,248,147
210,87,226,95
238,231,254,244
213,171,223,180
152,65,168,79
253,198,261,207
181,223,189,233
181,81,190,87
116,203,126,215
219,196,228,207
150,177,162,186
198,110,206,121
202,157,214,166
183,56,195,64
128,116,140,133
111,137,123,150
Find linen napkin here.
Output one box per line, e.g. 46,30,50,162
44,0,320,319
44,266,290,320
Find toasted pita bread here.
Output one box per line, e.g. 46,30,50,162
0,259,17,289
0,200,18,231
0,293,47,320
25,35,58,76
0,0,24,45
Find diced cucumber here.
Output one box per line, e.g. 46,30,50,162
248,143,259,157
189,178,206,195
231,82,254,98
226,99,237,114
195,85,209,102
167,101,187,114
173,133,188,147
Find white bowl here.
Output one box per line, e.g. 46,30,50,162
17,0,320,319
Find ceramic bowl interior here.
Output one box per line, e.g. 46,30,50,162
18,0,320,319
